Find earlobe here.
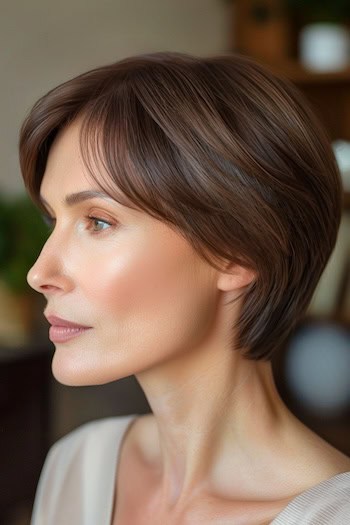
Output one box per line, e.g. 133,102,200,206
217,264,256,292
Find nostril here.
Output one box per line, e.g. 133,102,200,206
40,284,58,292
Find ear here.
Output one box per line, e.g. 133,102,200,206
216,263,256,292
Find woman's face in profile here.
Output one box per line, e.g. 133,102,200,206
27,119,220,386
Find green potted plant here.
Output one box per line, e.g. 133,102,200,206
0,194,50,346
286,0,350,71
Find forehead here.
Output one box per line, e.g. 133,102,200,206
39,118,149,217
41,119,91,192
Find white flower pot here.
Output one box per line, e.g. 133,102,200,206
299,23,350,72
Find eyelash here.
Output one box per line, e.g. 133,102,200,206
87,216,114,233
42,215,114,234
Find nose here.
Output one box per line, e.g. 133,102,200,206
27,236,73,295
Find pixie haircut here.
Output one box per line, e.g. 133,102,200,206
19,51,343,361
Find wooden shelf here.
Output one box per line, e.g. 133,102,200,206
268,60,350,85
301,313,350,329
266,61,350,142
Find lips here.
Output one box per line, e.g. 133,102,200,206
45,314,93,343
45,315,92,329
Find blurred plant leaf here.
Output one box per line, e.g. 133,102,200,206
0,194,50,295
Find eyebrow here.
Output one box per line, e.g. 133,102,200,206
39,190,131,211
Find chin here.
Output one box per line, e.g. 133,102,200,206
51,353,96,387
51,351,132,387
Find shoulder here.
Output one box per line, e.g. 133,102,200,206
272,471,350,525
51,415,135,454
43,416,134,472
31,414,137,525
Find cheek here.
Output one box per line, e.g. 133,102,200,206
52,227,220,385
80,229,218,348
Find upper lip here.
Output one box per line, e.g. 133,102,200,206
45,314,92,329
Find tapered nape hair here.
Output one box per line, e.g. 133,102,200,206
19,51,343,360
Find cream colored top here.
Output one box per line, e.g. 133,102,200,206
31,415,350,525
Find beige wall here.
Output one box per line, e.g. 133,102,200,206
1,0,231,195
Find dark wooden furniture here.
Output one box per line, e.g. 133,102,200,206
270,62,350,143
230,4,350,456
268,64,350,455
261,62,350,329
0,344,52,523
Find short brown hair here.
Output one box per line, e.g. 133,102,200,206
19,51,343,360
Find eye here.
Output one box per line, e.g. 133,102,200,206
86,216,113,233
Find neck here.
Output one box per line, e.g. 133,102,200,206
135,316,291,510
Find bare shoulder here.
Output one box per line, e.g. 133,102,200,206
288,415,350,483
313,433,350,474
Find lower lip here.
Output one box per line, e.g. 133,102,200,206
49,326,92,343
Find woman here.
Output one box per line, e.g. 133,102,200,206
20,52,350,524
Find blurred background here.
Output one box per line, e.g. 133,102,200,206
0,1,349,523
